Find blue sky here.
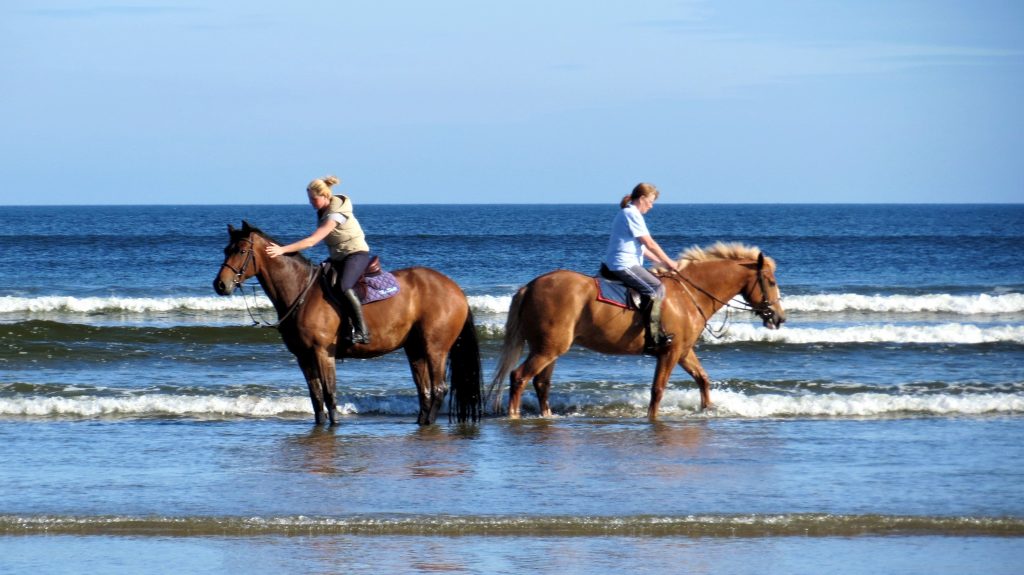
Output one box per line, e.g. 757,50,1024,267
2,1,1022,204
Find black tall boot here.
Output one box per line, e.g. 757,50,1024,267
643,296,673,355
342,288,371,345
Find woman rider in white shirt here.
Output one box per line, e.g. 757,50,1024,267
602,182,682,354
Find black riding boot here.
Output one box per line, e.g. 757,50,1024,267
643,296,673,355
342,288,371,345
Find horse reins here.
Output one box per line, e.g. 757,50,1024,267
661,262,779,338
223,236,320,330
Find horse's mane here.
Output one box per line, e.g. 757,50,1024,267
676,242,775,270
234,224,312,265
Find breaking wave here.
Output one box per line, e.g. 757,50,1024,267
706,323,1024,345
5,292,1020,317
782,292,1024,314
3,384,1020,420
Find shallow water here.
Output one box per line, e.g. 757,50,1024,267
3,535,1021,575
2,416,1022,519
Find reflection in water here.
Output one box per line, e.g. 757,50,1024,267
406,423,476,479
651,421,708,450
646,420,712,479
282,426,369,477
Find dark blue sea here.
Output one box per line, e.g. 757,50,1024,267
2,204,1023,573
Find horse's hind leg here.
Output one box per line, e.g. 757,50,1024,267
425,350,450,425
532,361,557,417
509,352,557,418
404,346,433,425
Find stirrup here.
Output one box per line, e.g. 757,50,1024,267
643,332,674,356
346,325,371,345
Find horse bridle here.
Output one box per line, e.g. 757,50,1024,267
220,234,320,329
752,265,779,323
666,258,779,325
220,236,256,292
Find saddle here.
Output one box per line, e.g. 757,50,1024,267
594,264,644,310
319,256,399,307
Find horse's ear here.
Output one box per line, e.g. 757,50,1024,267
227,224,236,234
757,252,765,271
241,220,251,232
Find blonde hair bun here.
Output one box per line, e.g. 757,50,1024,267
307,175,341,198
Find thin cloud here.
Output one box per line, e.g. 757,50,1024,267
21,5,198,19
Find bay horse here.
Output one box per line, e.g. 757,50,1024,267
213,221,482,426
488,243,786,419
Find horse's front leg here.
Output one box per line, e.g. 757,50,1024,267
678,349,714,410
647,348,683,421
314,347,339,425
298,356,326,425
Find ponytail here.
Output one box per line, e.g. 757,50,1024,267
619,182,659,208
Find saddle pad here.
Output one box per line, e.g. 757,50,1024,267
594,277,640,310
359,271,400,304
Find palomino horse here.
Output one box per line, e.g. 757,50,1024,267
213,222,482,425
488,243,785,419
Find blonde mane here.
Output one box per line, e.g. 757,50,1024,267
675,242,775,270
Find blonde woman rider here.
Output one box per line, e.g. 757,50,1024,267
266,175,372,344
602,182,682,354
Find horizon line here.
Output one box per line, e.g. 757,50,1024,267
3,201,1022,208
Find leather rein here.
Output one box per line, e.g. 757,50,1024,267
661,260,779,338
220,236,319,329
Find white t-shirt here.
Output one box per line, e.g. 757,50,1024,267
603,204,650,270
321,213,347,226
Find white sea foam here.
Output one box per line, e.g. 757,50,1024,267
4,390,1021,419
783,293,1024,314
651,389,1024,418
706,323,1024,345
0,395,311,417
3,292,1021,316
0,295,272,314
467,294,514,314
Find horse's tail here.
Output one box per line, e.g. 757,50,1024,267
486,286,528,414
448,308,483,423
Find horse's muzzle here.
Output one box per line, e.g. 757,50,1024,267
213,278,233,296
758,308,785,330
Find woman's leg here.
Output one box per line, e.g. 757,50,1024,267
611,266,672,353
336,252,371,344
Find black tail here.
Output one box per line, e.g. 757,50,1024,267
448,310,482,423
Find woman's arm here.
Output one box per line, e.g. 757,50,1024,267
637,235,680,270
265,220,337,258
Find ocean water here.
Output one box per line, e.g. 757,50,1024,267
1,204,1023,573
